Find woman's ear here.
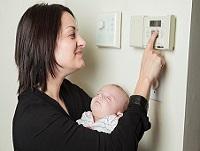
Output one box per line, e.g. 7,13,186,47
116,112,123,118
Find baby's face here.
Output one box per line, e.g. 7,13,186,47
90,85,128,119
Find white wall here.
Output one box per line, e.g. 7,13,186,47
0,0,197,151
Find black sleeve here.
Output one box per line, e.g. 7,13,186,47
13,94,150,151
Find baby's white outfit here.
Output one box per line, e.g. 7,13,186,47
76,111,122,134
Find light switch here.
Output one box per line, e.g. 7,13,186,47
150,88,160,101
150,81,161,102
96,11,121,48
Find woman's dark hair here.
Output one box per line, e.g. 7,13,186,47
15,3,74,94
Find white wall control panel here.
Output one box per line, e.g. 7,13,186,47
130,15,176,50
96,11,121,48
150,88,159,101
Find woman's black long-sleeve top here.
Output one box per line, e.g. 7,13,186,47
13,79,151,151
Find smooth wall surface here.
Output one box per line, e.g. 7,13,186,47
0,0,193,151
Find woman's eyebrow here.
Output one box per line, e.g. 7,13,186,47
64,26,76,30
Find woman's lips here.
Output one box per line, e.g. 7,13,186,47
74,49,83,55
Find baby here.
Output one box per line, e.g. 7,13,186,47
77,84,129,133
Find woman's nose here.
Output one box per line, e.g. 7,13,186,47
77,35,86,49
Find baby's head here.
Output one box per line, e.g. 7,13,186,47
90,84,129,121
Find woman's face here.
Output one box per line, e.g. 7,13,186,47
54,12,86,76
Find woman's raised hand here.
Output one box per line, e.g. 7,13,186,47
140,32,165,85
135,32,166,99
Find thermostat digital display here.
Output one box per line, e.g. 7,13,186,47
150,20,161,27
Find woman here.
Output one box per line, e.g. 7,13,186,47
13,3,165,151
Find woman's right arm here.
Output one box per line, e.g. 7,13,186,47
134,32,165,99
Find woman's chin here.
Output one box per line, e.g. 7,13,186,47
71,61,85,74
78,60,85,69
